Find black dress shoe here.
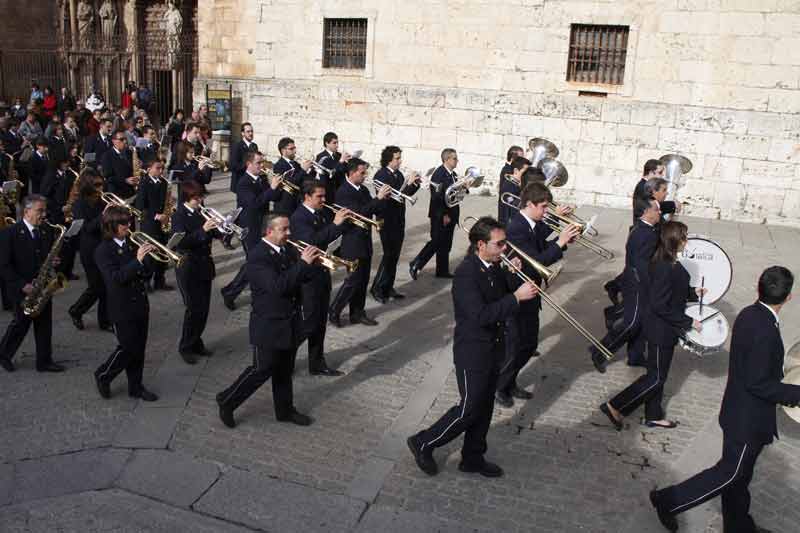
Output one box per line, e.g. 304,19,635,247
510,386,533,400
409,263,419,281
195,347,214,357
352,315,378,326
371,291,388,304
435,272,454,279
309,366,344,376
95,376,111,399
407,433,438,476
755,526,774,533
329,315,344,328
69,311,85,330
130,387,158,402
649,491,678,532
600,403,623,431
37,362,66,373
277,409,312,426
221,290,236,310
604,281,620,305
590,347,608,374
388,289,405,300
99,324,114,333
179,351,198,365
495,391,514,408
146,283,155,293
0,357,15,373
217,401,236,428
458,459,504,478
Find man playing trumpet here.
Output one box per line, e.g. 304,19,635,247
274,137,313,216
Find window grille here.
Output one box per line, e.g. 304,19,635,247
567,24,629,85
323,18,367,69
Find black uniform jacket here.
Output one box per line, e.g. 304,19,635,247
101,147,136,199
273,157,310,214
40,168,75,226
84,133,112,169
452,253,519,370
236,172,282,249
644,260,697,346
247,240,314,349
71,197,104,264
170,160,212,186
622,220,659,299
427,165,459,221
135,175,168,237
719,303,800,445
373,166,419,234
94,238,151,323
171,203,217,281
0,221,55,303
334,181,385,260
497,163,518,224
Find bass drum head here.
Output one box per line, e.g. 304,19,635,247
678,237,732,305
782,366,800,424
681,304,730,356
785,342,800,374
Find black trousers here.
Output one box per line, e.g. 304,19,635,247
221,241,249,301
330,255,371,319
95,317,148,393
176,268,211,354
417,360,499,465
371,226,404,298
497,311,539,394
144,228,168,285
655,436,764,533
1,279,10,310
412,217,455,276
0,301,53,368
302,278,331,370
58,236,78,276
217,344,296,418
69,257,110,328
609,341,675,421
594,283,646,364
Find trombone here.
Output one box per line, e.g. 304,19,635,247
368,178,417,205
501,193,614,260
287,239,358,273
323,203,383,231
101,192,143,220
127,229,184,267
259,161,300,195
460,216,613,362
199,206,248,242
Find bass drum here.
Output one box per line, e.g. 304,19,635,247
782,366,800,424
678,236,733,305
680,304,730,357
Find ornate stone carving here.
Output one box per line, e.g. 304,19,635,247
77,0,94,48
165,0,184,67
99,0,119,42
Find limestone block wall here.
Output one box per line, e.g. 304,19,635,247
196,0,800,226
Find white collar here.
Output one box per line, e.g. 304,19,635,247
520,211,537,231
326,149,335,158
346,178,361,191
262,238,282,254
36,150,46,158
640,218,654,227
303,203,316,215
149,175,161,184
113,147,122,155
183,202,195,214
243,139,252,147
477,255,492,269
23,219,37,236
386,166,396,174
758,301,780,325
246,171,259,181
283,156,293,165
113,237,126,247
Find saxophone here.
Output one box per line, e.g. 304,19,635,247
22,222,68,317
131,146,142,186
64,168,82,223
161,180,175,233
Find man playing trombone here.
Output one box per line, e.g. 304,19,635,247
497,146,524,225
328,158,391,327
370,145,420,304
495,183,580,408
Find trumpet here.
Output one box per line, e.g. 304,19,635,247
259,161,301,195
194,155,218,170
287,239,359,273
369,178,417,205
460,216,613,362
500,193,614,260
323,203,383,231
547,202,599,237
199,206,248,241
101,192,142,220
127,229,184,267
310,160,332,176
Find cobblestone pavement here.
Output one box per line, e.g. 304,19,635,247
1,174,799,532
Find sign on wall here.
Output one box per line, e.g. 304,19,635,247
206,85,232,132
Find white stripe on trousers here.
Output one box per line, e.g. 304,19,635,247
618,345,661,411
220,345,260,406
606,289,640,349
421,369,468,451
99,346,124,381
668,444,748,514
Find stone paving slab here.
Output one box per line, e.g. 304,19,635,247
112,406,183,449
11,448,130,504
356,505,485,532
194,467,367,532
0,489,256,532
0,462,12,507
115,449,221,508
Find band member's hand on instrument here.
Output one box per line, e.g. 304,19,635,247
202,219,218,232
508,257,523,272
300,159,313,172
62,205,70,214
269,174,282,190
342,152,352,163
692,319,703,332
126,175,139,186
514,282,539,303
22,283,34,295
155,213,169,224
557,223,582,247
376,184,392,200
409,172,421,185
300,244,322,265
443,214,451,227
556,204,574,217
136,243,155,263
333,207,351,226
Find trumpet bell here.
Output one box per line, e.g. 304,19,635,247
538,158,569,188
659,154,693,176
528,138,559,167
464,166,485,185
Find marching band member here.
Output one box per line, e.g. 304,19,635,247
495,183,579,408
216,214,320,428
134,159,173,292
68,170,112,332
409,148,460,280
101,131,138,199
220,151,282,310
314,131,349,207
93,206,158,401
290,181,350,375
0,195,64,373
169,140,213,201
135,125,160,166
590,197,662,372
370,145,420,303
171,180,219,364
228,122,257,194
328,158,390,327
84,118,113,172
274,137,312,215
40,157,78,280
407,216,537,477
497,146,523,225
650,266,797,533
29,137,50,195
599,221,702,432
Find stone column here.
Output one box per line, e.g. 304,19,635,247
124,0,139,86
69,0,79,51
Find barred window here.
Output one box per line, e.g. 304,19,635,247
323,18,368,69
567,24,629,85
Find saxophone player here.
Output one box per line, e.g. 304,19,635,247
101,131,139,199
0,195,65,373
40,157,79,280
134,159,173,292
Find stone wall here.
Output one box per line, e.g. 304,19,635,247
196,0,800,226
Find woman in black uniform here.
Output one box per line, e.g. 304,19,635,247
68,168,112,331
600,221,705,430
169,140,212,201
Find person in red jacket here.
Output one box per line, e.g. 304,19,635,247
42,87,57,122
